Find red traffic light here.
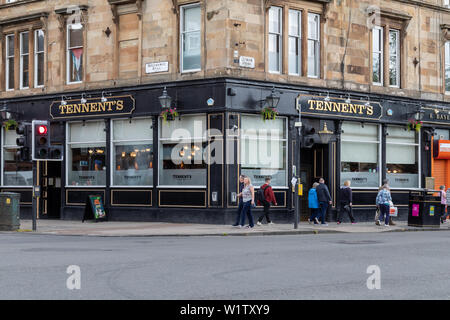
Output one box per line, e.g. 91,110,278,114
37,125,48,135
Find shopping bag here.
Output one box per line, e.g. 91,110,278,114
389,206,398,217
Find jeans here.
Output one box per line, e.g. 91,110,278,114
309,208,318,222
233,201,243,225
441,204,448,220
240,201,254,227
319,202,328,224
258,202,271,223
378,203,390,225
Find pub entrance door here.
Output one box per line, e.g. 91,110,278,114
41,161,62,219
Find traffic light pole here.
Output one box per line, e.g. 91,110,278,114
32,161,37,231
294,110,302,229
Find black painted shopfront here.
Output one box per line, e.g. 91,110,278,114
1,77,449,223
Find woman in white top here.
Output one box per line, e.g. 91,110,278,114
238,176,255,228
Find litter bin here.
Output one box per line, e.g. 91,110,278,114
0,193,20,231
408,190,441,228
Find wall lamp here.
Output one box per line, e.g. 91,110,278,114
61,95,71,106
101,91,111,103
159,86,172,109
264,86,281,109
318,122,334,144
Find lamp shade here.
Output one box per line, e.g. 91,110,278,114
265,88,280,109
318,122,334,144
159,87,172,109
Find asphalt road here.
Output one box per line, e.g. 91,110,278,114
0,231,450,300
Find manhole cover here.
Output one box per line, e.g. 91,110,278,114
335,240,382,245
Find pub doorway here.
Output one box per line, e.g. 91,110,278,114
41,161,62,219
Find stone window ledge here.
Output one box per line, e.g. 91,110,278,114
0,0,43,9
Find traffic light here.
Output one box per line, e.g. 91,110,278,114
301,125,316,148
32,120,63,161
15,123,31,162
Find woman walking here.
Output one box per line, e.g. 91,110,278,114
440,185,448,223
337,180,356,224
308,182,320,224
376,183,392,227
238,176,255,228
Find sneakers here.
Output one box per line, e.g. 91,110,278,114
351,222,357,225
314,218,320,224
245,225,253,229
337,221,341,225
375,220,380,226
321,223,328,226
268,222,274,225
384,224,389,227
232,224,239,227
308,219,312,225
256,221,262,226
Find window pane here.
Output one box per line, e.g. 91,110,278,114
7,35,14,56
389,55,398,86
69,121,106,144
269,7,280,33
182,31,201,71
3,130,32,186
160,115,205,139
69,24,83,48
20,32,29,54
7,57,14,90
289,10,300,36
389,31,397,55
269,34,280,72
21,57,29,88
386,126,416,144
308,13,319,40
446,65,450,92
36,52,44,86
373,28,381,52
183,6,201,32
69,48,83,82
307,39,319,77
113,118,152,141
113,143,153,186
372,53,381,83
36,29,44,52
289,37,299,74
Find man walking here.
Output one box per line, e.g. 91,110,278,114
256,177,277,226
316,178,332,226
232,175,245,226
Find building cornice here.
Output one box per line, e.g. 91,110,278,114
392,0,450,13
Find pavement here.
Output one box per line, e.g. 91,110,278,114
11,218,450,237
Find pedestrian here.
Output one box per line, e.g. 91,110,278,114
337,180,356,224
316,178,332,226
256,177,277,226
308,182,320,224
239,176,255,228
441,185,449,223
232,175,245,227
376,183,392,227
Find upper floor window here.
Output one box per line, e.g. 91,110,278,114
268,6,282,73
307,13,320,78
6,0,17,3
444,0,450,8
34,29,45,88
288,9,302,76
19,31,29,90
372,26,383,85
444,41,450,93
389,29,400,87
180,4,201,73
5,34,14,91
67,23,83,84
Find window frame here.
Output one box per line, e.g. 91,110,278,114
388,29,400,88
288,9,302,76
19,31,29,90
34,29,45,88
5,34,15,91
180,3,202,74
445,41,450,94
372,26,384,86
110,117,154,188
307,12,320,78
66,23,84,85
268,6,283,74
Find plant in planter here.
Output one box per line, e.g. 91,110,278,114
261,107,279,121
407,119,422,132
3,119,18,131
160,107,179,122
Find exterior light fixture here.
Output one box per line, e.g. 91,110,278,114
101,91,108,103
365,96,370,107
61,96,68,106
80,93,87,104
318,122,334,144
324,92,330,102
264,87,280,109
159,86,172,109
345,94,351,104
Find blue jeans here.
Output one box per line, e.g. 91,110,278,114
234,201,243,225
309,208,318,222
319,202,328,224
379,204,390,225
240,201,254,227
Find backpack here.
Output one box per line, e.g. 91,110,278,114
256,185,269,204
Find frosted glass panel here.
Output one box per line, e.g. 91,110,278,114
113,118,152,141
342,123,378,142
69,121,106,143
341,141,378,163
386,126,416,144
160,115,206,139
386,144,416,164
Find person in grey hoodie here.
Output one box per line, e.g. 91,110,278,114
315,178,332,226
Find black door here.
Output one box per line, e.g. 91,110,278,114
42,161,62,219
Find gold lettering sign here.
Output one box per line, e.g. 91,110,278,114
50,95,135,120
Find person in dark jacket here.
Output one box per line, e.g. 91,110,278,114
316,178,332,226
232,175,245,226
337,180,356,224
256,177,277,225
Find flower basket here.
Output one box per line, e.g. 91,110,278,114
261,107,279,121
160,107,179,122
3,119,17,131
407,119,422,132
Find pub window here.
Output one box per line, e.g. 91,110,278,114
386,126,419,188
67,23,83,84
340,122,380,188
159,115,207,187
372,26,383,85
5,34,14,91
112,118,153,186
445,41,450,93
389,29,400,87
268,6,282,73
240,115,287,187
34,29,45,88
307,13,320,78
67,121,106,186
2,128,32,186
19,31,29,90
288,9,302,76
180,3,201,73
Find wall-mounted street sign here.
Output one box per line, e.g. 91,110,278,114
145,61,169,74
239,56,255,69
50,95,135,120
295,94,383,120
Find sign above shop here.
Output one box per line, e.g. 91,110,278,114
423,107,450,124
296,94,383,120
433,140,450,159
50,95,135,120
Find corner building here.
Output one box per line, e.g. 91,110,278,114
0,0,449,223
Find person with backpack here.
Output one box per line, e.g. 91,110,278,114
308,182,320,224
256,177,277,226
316,178,332,226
